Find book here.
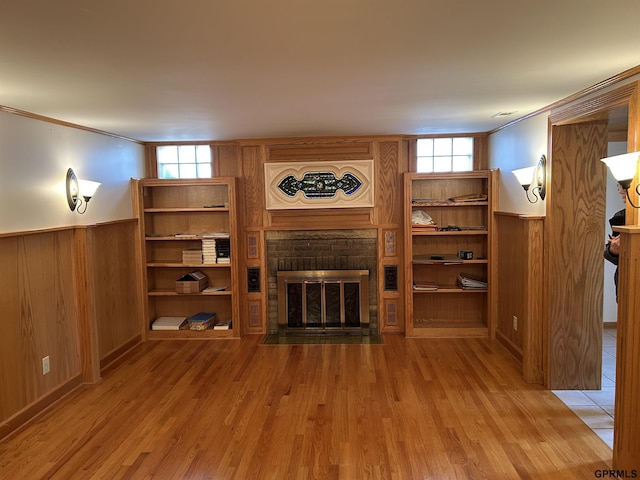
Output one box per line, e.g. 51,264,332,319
203,285,228,292
190,320,216,331
187,312,217,323
457,273,487,289
413,280,439,291
188,312,217,330
413,254,463,265
213,319,232,330
151,316,187,330
448,193,488,203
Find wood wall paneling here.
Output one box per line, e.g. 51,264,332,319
241,146,265,228
87,221,142,360
0,230,82,435
0,222,144,440
376,141,402,226
612,226,640,470
73,227,100,384
495,213,544,384
546,122,607,389
266,140,373,161
214,143,241,178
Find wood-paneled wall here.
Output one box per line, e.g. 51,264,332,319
87,221,142,364
495,213,545,384
546,122,608,390
230,136,407,334
613,226,640,470
0,220,142,440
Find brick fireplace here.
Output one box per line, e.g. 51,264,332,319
266,229,378,334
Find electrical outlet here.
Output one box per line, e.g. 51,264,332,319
42,356,50,375
512,316,518,331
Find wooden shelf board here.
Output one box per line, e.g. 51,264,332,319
411,201,488,207
144,208,229,213
412,287,487,293
147,329,235,339
148,289,231,296
146,263,231,267
408,326,488,338
411,230,488,236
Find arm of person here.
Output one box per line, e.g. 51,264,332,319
604,235,620,265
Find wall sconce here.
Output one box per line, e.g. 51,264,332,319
513,154,547,203
601,151,640,208
66,168,101,214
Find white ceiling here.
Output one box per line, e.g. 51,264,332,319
2,0,640,143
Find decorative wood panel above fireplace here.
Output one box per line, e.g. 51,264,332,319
264,160,374,210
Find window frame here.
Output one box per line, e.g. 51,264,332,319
413,135,476,174
146,142,217,179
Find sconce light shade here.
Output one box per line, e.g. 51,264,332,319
66,168,100,214
512,154,546,203
513,166,536,189
601,152,640,190
78,179,101,200
602,151,640,208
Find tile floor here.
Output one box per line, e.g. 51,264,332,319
553,327,617,448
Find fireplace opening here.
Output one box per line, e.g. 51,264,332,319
278,270,369,334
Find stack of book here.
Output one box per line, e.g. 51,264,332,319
215,238,231,264
187,312,217,331
457,273,487,290
201,238,217,264
200,233,230,264
182,249,203,264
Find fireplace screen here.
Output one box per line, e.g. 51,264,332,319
278,270,369,331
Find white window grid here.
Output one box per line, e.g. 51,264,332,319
416,137,473,173
157,145,212,179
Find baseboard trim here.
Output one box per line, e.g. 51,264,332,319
0,374,83,442
496,330,523,364
100,335,142,371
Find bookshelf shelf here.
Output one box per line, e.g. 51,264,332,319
146,263,232,268
404,170,497,337
148,289,232,296
132,178,240,339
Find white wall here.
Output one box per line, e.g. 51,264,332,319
488,113,549,214
0,111,145,233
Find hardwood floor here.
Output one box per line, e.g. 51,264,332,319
0,335,612,479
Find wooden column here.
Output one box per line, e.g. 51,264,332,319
612,226,640,469
72,227,100,383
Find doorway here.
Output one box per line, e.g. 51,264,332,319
547,94,632,391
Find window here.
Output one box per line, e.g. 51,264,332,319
156,145,212,179
416,137,473,173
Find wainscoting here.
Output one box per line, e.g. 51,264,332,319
0,220,142,440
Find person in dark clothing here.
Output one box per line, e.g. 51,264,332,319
603,183,626,300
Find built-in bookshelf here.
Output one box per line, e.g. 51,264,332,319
131,178,240,339
404,170,497,337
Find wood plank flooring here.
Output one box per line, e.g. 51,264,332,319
0,335,612,479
